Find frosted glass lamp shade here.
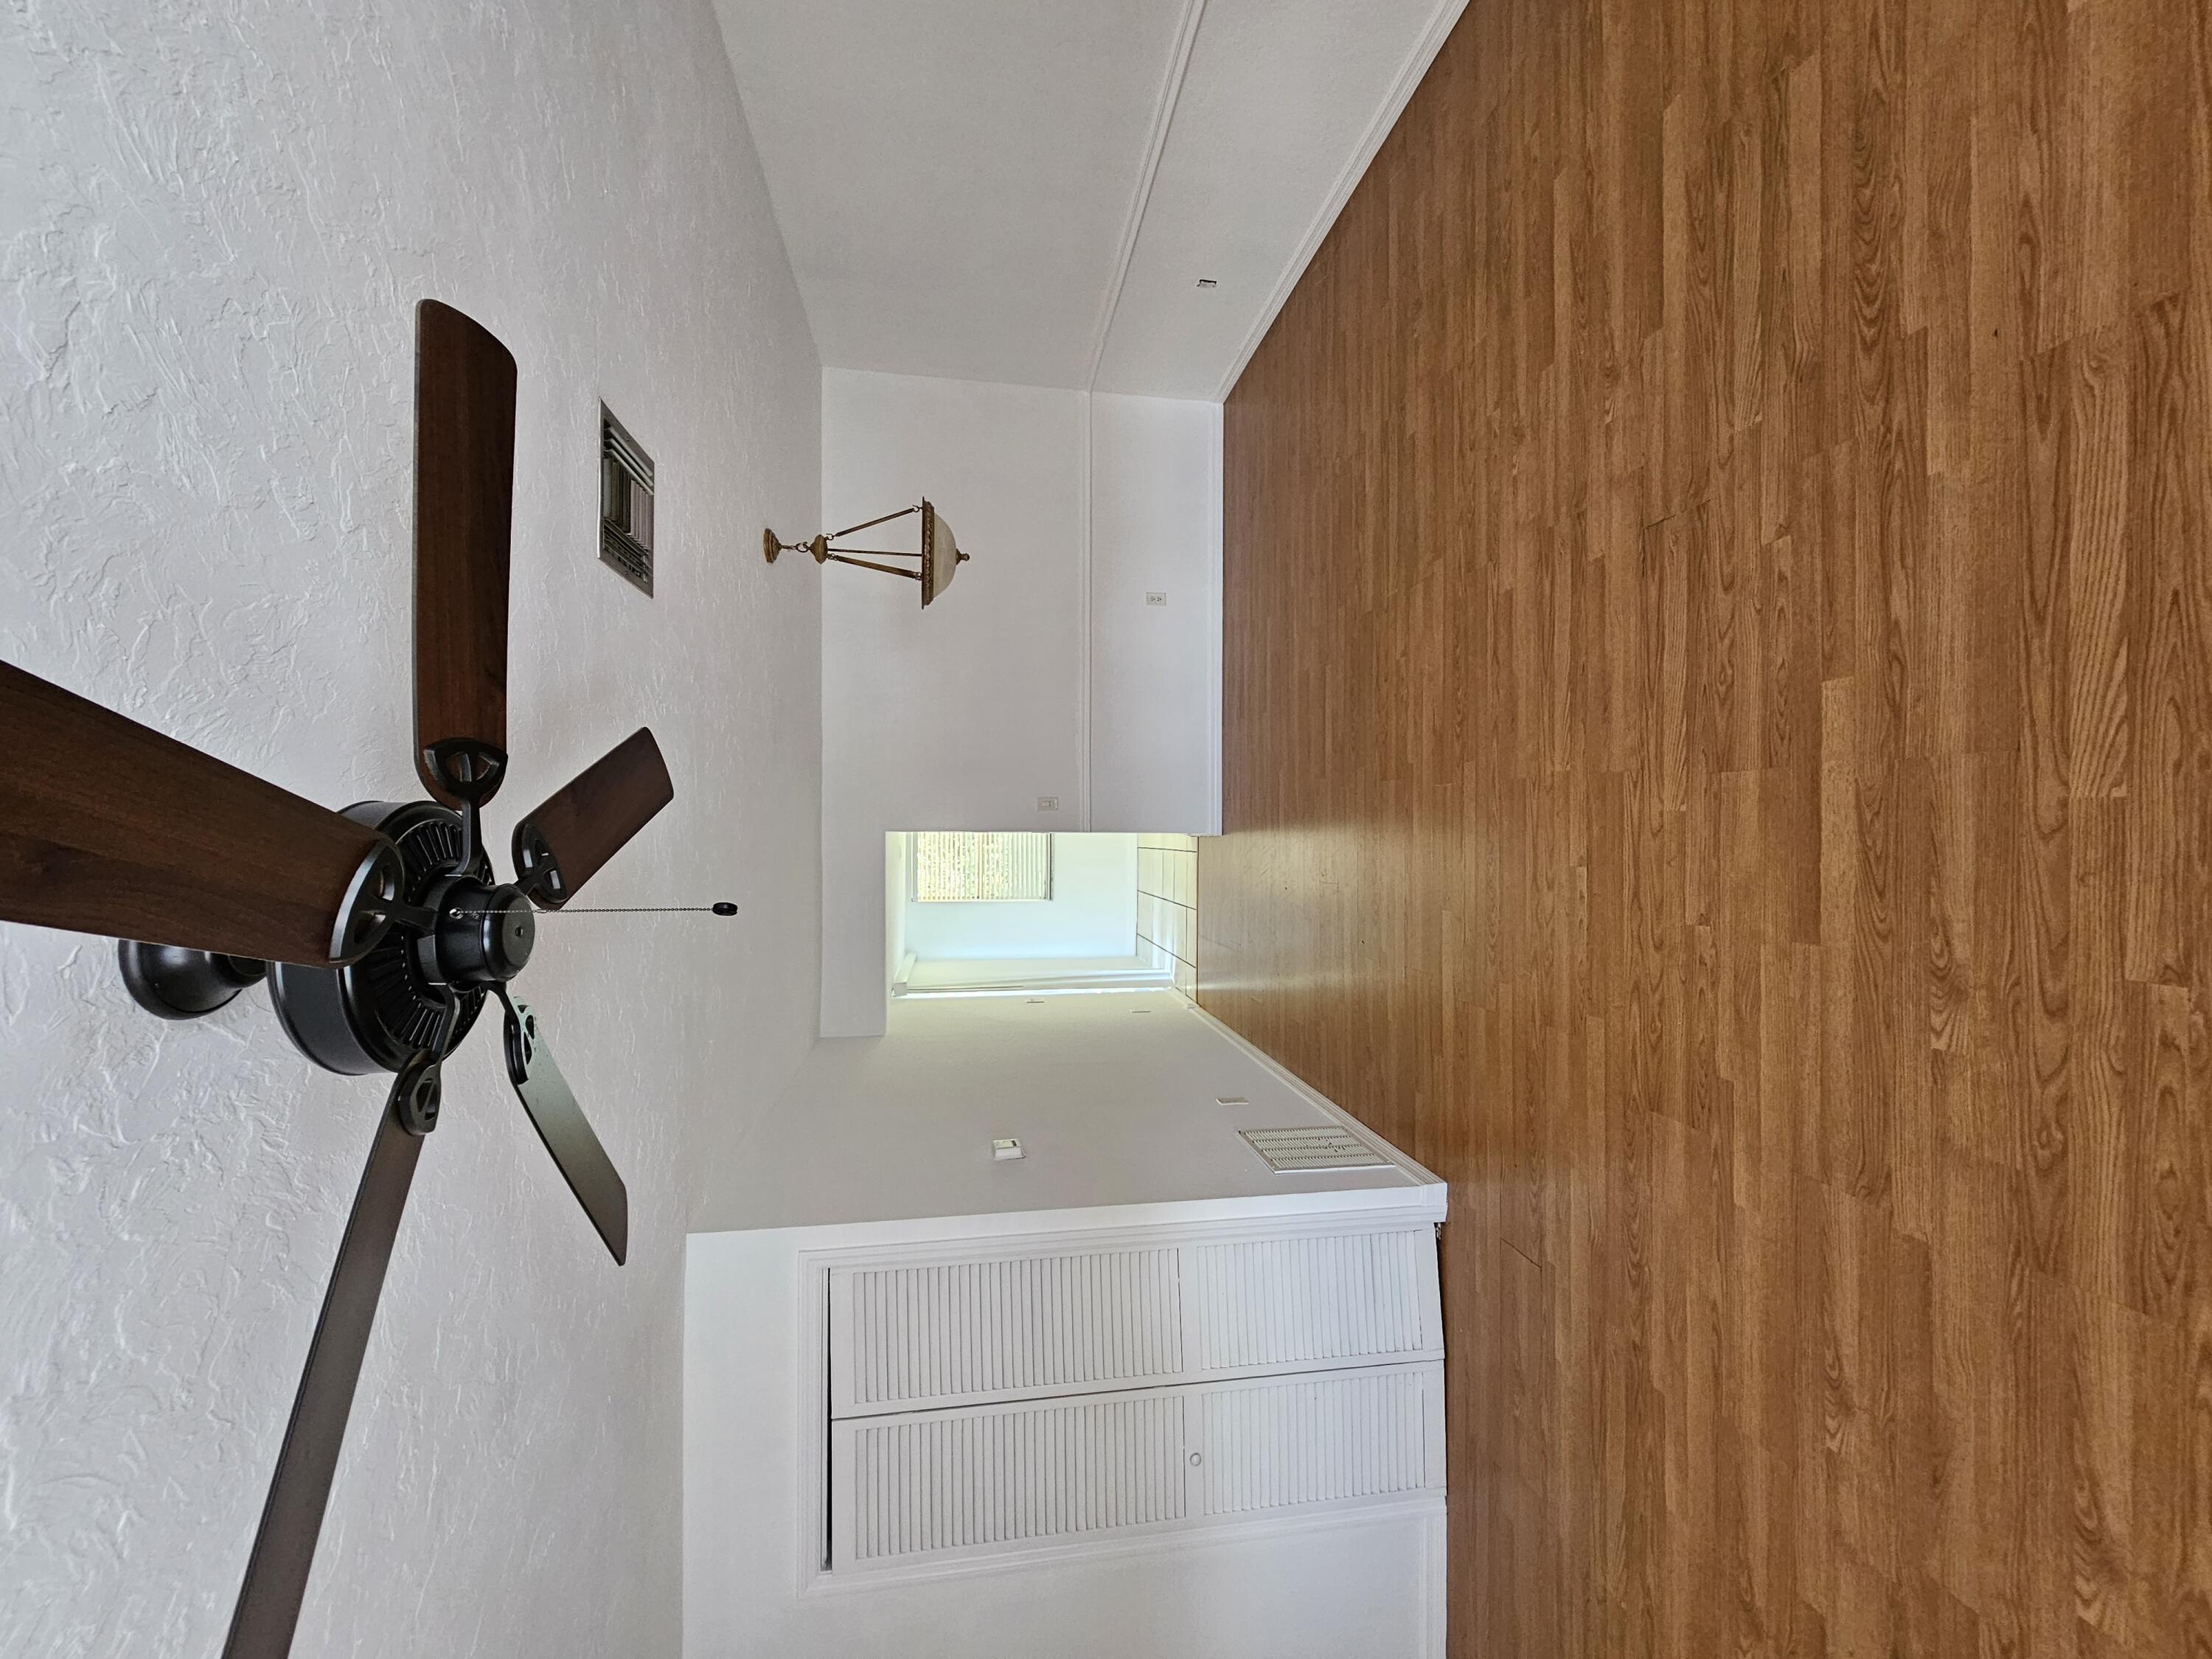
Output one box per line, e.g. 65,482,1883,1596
920,499,968,608
763,498,968,609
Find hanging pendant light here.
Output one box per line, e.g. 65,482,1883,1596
762,498,969,608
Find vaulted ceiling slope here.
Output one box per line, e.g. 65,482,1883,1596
711,0,1467,399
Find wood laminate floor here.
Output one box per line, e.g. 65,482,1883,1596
1200,0,2212,1651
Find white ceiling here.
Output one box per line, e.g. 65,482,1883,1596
711,0,1467,400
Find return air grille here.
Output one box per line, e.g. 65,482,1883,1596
599,405,654,595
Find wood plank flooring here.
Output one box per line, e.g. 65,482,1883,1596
1200,0,2212,1652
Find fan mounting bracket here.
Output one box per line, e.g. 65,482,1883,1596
332,838,409,961
420,738,508,807
392,1048,444,1135
510,821,566,909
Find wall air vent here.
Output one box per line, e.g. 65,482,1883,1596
599,405,654,596
1239,1127,1388,1173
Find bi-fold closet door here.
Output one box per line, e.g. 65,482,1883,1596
820,1223,1447,1576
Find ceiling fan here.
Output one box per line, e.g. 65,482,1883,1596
0,301,679,1658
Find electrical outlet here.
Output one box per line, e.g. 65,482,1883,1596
1145,591,1168,607
1037,796,1060,812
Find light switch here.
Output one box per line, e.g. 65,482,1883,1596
992,1138,1024,1161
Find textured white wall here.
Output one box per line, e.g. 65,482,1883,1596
0,3,820,1655
1088,394,1221,832
818,373,1221,1037
819,369,1088,1037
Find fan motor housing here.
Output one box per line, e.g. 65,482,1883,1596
270,801,491,1074
414,874,536,987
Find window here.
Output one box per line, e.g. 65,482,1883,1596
911,832,1054,902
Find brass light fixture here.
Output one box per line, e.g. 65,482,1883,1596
762,498,969,608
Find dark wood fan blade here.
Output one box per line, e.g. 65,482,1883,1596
412,299,516,807
223,1058,436,1659
498,994,628,1263
0,661,401,965
508,728,672,908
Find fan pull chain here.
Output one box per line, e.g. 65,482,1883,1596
444,901,739,918
543,902,739,916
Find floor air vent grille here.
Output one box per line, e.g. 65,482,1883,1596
1238,1126,1389,1172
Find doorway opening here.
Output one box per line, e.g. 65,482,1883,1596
886,832,1196,999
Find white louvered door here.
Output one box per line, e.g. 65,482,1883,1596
832,1391,1192,1567
830,1248,1186,1415
1183,1230,1441,1373
827,1366,1444,1573
1195,1368,1446,1517
818,1224,1445,1577
826,1226,1442,1417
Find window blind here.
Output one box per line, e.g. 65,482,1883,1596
912,832,1053,902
